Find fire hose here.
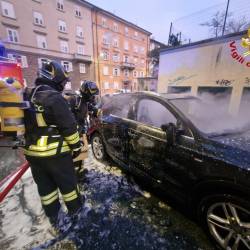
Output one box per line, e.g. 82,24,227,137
0,161,29,203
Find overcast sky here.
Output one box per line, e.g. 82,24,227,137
87,0,231,43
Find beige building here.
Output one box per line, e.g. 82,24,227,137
158,31,250,116
0,0,94,89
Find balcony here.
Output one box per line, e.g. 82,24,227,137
73,53,92,63
121,62,135,70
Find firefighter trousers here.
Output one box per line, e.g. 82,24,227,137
26,153,82,220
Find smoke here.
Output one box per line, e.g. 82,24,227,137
101,94,136,118
100,92,250,137
172,92,250,135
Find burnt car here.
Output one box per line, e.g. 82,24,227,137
90,92,250,250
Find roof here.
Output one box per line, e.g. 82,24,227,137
159,93,199,100
102,91,198,101
150,38,167,47
78,0,152,35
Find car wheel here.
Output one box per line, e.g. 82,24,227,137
91,132,106,161
198,194,250,250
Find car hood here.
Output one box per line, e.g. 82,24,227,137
210,130,250,152
205,131,250,170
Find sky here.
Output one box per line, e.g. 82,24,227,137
87,0,229,44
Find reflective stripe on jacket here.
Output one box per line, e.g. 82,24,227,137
24,84,80,158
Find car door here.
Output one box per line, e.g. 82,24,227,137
101,94,134,164
128,96,200,200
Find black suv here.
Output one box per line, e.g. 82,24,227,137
90,92,250,250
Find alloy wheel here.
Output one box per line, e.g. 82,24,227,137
207,202,250,249
92,136,104,160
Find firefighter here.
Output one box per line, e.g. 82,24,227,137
23,61,82,230
65,81,100,180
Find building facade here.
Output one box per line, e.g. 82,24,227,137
92,8,151,95
149,38,167,77
0,0,94,90
158,31,250,116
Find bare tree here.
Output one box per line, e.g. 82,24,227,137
226,16,250,33
200,11,231,37
201,11,250,37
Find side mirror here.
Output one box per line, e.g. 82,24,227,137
161,122,177,146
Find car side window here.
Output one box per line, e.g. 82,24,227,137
136,99,177,128
102,95,133,118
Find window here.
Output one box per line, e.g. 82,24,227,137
102,17,107,27
101,51,109,60
125,27,129,35
60,40,69,53
57,0,64,11
65,81,72,90
113,38,119,47
76,26,83,38
62,61,73,72
1,1,15,18
114,81,119,89
104,81,109,89
137,99,177,128
133,70,137,77
124,41,129,50
36,35,47,49
102,35,109,45
113,53,119,62
79,63,86,74
103,66,109,76
58,20,66,33
6,28,19,43
38,58,50,68
134,31,138,37
134,45,138,53
124,55,129,63
141,59,145,65
124,69,129,77
102,95,134,118
113,67,120,76
134,57,138,64
113,23,118,32
77,44,84,55
140,71,144,77
75,6,81,18
7,54,28,68
140,47,145,54
33,11,44,26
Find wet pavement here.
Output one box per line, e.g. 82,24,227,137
0,143,214,250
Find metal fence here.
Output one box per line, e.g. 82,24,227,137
168,0,250,45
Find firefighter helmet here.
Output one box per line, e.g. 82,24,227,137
80,81,99,99
38,61,69,91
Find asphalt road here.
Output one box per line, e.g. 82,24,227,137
0,142,214,250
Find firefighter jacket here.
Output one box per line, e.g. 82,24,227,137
67,94,100,134
24,84,81,158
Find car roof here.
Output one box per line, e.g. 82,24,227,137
102,91,199,101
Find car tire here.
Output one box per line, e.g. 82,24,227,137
91,132,107,161
197,194,250,250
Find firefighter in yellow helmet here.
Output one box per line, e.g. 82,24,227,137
23,61,82,229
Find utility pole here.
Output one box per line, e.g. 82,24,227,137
222,0,230,36
168,22,173,46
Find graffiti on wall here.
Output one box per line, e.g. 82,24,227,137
168,74,196,85
215,79,235,87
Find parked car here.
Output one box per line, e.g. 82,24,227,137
90,92,250,250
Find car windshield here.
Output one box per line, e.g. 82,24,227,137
170,97,250,136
